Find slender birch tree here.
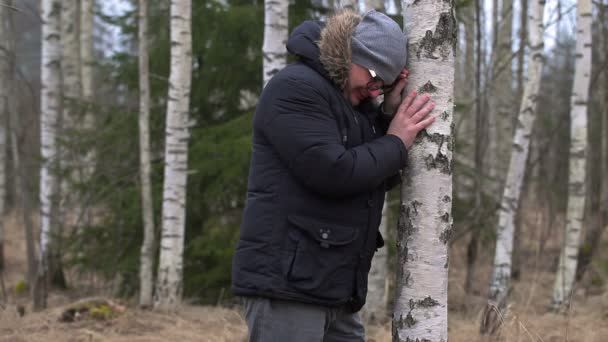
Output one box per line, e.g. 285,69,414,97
38,0,63,310
551,0,592,310
138,0,156,308
262,0,288,87
480,0,546,333
154,0,193,311
0,0,10,271
392,0,455,340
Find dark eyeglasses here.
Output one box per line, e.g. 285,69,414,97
366,77,396,94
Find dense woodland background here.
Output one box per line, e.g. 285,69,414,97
0,0,607,340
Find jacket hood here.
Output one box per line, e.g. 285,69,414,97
286,11,362,90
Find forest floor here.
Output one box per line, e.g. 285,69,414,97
0,208,607,341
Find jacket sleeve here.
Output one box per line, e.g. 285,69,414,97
262,78,407,198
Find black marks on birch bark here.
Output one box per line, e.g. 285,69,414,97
440,225,453,244
415,12,457,60
410,296,440,308
419,81,438,93
418,130,452,174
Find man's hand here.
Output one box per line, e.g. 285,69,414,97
386,90,436,149
383,68,409,115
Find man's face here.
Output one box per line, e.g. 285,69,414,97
344,63,384,106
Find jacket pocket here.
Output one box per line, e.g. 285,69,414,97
284,215,360,301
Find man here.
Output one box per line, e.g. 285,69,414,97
232,9,435,341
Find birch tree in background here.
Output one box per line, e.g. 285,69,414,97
38,0,63,310
480,0,545,333
0,0,10,272
551,0,591,310
138,0,156,308
154,0,193,311
262,0,288,87
393,0,455,339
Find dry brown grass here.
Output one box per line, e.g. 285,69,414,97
0,207,606,341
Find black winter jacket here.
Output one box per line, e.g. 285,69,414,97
231,19,408,312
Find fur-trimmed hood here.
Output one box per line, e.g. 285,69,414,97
286,11,362,90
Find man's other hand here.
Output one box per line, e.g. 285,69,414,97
383,68,408,115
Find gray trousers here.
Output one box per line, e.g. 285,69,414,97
241,297,365,342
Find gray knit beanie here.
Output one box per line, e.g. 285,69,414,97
351,10,407,84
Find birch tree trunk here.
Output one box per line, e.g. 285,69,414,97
0,0,10,272
154,0,192,311
480,0,545,333
38,0,63,310
138,0,156,308
262,0,288,87
551,0,591,310
392,1,455,340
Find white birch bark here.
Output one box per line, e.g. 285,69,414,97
138,0,156,308
154,0,192,311
481,0,545,332
262,0,288,87
0,0,10,270
39,0,63,309
392,1,455,340
551,0,591,310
